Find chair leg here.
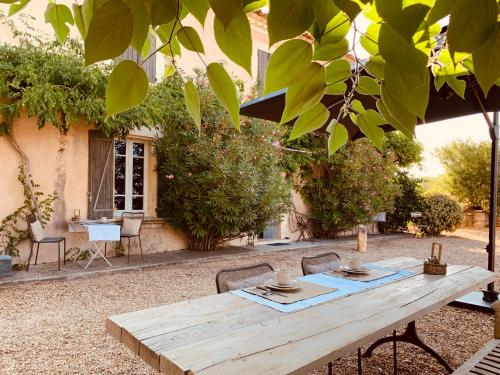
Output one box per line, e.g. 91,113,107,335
393,330,397,375
104,242,107,258
58,242,61,271
327,361,333,375
35,243,40,265
63,238,66,265
127,237,131,264
358,348,363,375
138,236,144,260
27,243,34,271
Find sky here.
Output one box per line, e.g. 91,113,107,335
412,114,492,177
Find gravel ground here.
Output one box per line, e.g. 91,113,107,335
0,229,497,375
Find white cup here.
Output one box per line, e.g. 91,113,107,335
100,217,108,223
275,269,292,286
349,256,362,270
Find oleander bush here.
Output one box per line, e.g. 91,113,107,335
421,194,463,236
154,74,290,251
298,138,400,238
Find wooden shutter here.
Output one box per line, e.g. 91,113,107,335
118,38,157,83
88,130,114,219
257,49,271,94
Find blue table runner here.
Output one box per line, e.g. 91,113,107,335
231,264,415,313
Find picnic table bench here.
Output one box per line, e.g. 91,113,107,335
107,257,497,374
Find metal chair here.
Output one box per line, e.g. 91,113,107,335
26,214,65,271
410,211,428,237
301,251,341,275
119,212,144,263
291,207,316,242
215,263,274,294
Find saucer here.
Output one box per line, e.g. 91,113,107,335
266,280,301,291
341,266,369,274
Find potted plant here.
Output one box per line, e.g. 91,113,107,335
0,247,12,277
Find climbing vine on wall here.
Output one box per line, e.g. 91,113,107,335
0,168,56,261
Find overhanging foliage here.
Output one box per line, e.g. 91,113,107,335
2,0,499,154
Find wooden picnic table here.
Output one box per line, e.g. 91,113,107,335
107,257,496,374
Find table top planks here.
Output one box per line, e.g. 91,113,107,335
107,257,497,375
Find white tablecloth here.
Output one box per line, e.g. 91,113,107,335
86,224,120,241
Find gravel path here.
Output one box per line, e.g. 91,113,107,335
0,229,497,375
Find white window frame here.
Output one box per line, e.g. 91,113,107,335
113,139,148,215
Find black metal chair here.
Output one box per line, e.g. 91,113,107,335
215,263,274,294
26,214,65,271
119,212,144,263
301,251,341,276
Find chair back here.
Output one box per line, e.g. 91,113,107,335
121,212,144,236
215,263,274,293
25,214,45,242
301,251,341,275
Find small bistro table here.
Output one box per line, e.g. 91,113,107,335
68,221,120,270
107,257,497,374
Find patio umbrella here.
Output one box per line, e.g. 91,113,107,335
240,75,500,305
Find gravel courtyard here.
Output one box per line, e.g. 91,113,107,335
0,229,497,375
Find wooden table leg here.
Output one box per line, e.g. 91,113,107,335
363,321,454,373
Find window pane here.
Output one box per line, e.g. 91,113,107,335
114,196,125,210
114,140,126,155
132,156,144,195
132,196,143,210
114,155,126,195
133,142,144,157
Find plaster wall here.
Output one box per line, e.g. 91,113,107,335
0,115,187,264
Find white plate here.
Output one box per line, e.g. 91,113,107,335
266,280,301,291
341,266,369,274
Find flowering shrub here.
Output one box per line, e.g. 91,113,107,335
299,138,400,238
154,75,290,251
421,194,463,236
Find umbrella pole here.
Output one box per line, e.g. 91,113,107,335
484,112,499,302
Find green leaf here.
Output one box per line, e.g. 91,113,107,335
281,62,326,123
243,0,267,12
264,39,312,94
427,0,453,25
376,0,430,42
181,0,210,25
177,26,205,54
139,34,152,58
126,0,150,53
313,0,340,30
365,56,385,80
183,80,201,134
151,0,180,27
289,102,330,140
164,64,176,78
44,3,74,44
326,82,347,95
268,0,315,46
379,85,416,139
313,38,348,61
206,63,240,130
157,21,181,43
356,76,380,95
209,0,242,28
106,60,149,116
472,25,500,95
73,4,87,38
384,62,429,120
214,10,252,75
8,0,30,16
159,36,182,57
325,59,351,84
333,0,361,20
327,120,349,155
85,0,134,65
448,0,497,56
320,11,350,45
360,23,381,56
351,109,386,150
378,23,428,83
433,49,468,98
